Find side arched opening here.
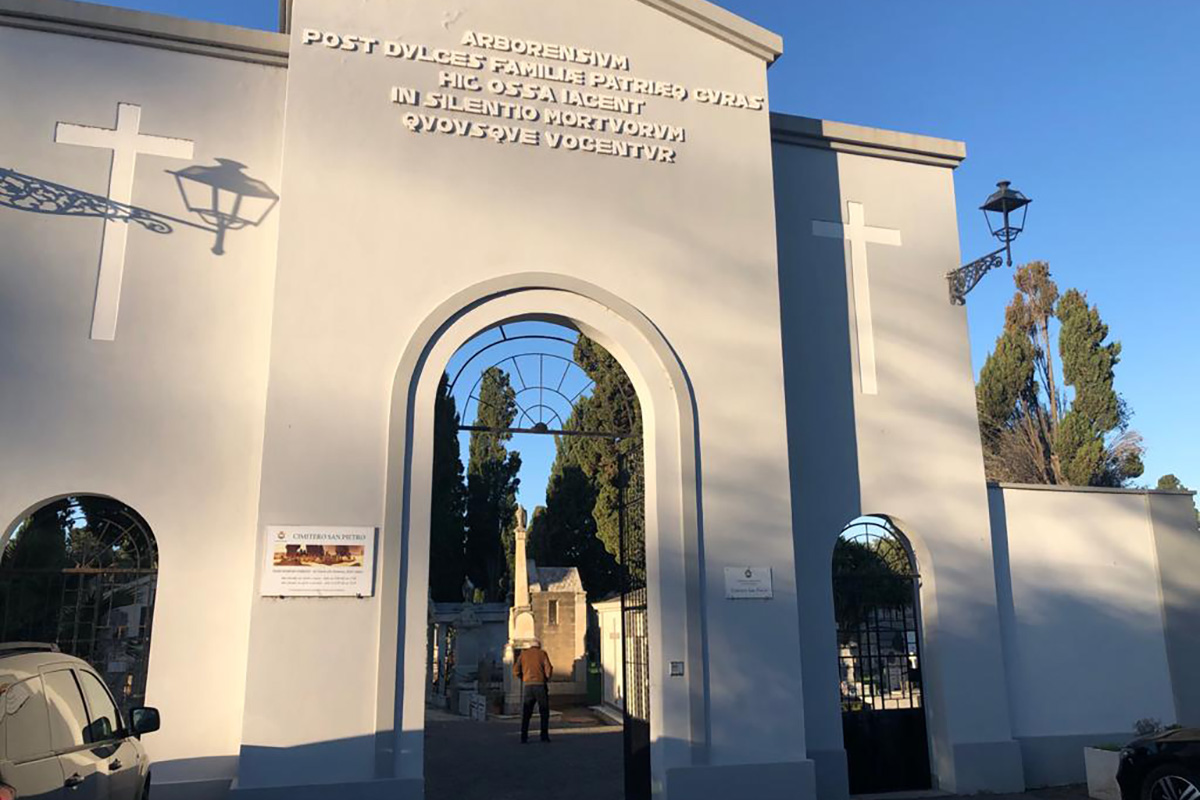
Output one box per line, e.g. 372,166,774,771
1,494,159,712
833,515,931,794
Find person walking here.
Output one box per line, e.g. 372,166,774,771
514,639,553,743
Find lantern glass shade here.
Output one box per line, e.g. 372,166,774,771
172,159,279,229
980,180,1031,243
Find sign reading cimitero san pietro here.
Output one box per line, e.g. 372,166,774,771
300,28,766,165
724,567,774,600
261,525,376,598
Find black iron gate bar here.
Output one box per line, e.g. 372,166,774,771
837,579,922,711
457,425,627,439
618,444,652,800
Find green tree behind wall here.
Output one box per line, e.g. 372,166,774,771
532,450,622,600
1156,474,1200,527
976,261,1144,486
428,373,469,602
556,336,641,558
537,335,639,598
464,367,522,601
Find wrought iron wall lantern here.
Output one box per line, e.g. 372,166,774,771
946,180,1031,304
170,159,279,255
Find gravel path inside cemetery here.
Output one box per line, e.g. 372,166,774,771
425,707,624,800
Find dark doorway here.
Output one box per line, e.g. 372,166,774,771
0,495,159,714
833,517,931,795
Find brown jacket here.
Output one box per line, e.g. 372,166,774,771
513,646,553,684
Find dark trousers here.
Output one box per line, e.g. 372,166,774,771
521,683,550,741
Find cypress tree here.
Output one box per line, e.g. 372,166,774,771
428,373,468,602
463,367,522,601
535,334,640,598
975,263,1143,486
533,444,621,599
976,314,1036,446
1054,289,1142,485
553,335,642,562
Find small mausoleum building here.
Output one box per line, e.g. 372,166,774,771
1,1,1198,799
526,566,588,698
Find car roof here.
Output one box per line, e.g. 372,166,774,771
0,644,91,680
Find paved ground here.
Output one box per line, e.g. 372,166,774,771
425,706,623,800
852,785,1090,800
426,706,1092,800
948,786,1090,800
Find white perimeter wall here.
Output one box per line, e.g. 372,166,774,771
989,485,1177,738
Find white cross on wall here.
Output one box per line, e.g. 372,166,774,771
812,201,902,395
55,103,194,341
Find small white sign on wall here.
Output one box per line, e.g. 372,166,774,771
261,526,376,597
725,567,773,600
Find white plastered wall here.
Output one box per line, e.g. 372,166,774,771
990,486,1177,737
834,152,1024,793
0,19,286,791
774,134,1026,796
237,0,809,796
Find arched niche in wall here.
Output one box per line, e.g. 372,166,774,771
833,515,931,795
1,494,159,712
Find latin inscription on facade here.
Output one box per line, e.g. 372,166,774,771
301,28,766,165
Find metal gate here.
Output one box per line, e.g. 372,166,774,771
833,518,931,795
618,445,651,800
0,496,158,714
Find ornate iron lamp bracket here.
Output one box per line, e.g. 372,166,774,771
947,180,1032,305
946,246,1006,305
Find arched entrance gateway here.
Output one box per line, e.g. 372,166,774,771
379,277,705,798
421,319,650,799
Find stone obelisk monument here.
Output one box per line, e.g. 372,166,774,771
503,505,537,713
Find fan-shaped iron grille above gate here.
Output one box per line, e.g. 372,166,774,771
0,495,158,713
449,324,637,440
833,517,931,794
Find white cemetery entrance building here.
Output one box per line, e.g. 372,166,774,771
2,1,1199,800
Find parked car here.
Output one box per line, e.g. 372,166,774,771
1117,727,1200,800
0,643,160,800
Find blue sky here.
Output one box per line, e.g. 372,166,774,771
83,0,1200,497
